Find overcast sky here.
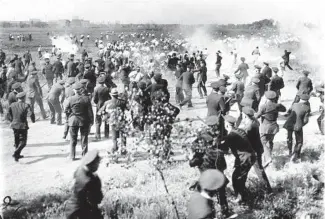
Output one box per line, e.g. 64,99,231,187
0,0,322,24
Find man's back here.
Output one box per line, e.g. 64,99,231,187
43,63,54,79
284,102,310,131
181,71,194,89
296,76,313,95
94,86,110,108
27,77,41,98
53,60,63,74
9,101,34,129
244,84,259,101
66,94,93,126
207,92,225,116
269,75,284,91
67,61,77,77
49,84,64,99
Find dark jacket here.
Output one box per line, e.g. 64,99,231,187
206,92,226,116
93,85,111,110
262,66,272,79
66,61,78,77
42,63,54,79
254,73,270,97
243,119,264,154
179,71,195,90
283,102,310,131
52,60,64,75
27,76,42,98
65,94,94,126
8,101,35,129
268,75,284,95
296,76,313,95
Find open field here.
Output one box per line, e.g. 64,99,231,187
0,25,324,219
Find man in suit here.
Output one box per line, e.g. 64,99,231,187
66,55,78,78
179,65,195,108
42,58,54,90
222,115,256,203
63,77,76,139
268,67,284,103
239,107,272,193
14,57,24,76
283,94,310,162
241,77,261,112
65,82,94,160
93,76,111,140
8,92,35,161
47,80,65,125
23,50,32,67
188,169,228,219
27,70,47,119
229,74,245,113
52,56,64,82
65,150,103,219
261,62,272,79
255,91,286,167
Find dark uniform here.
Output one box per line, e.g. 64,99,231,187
47,81,65,124
27,71,47,119
179,70,195,107
293,72,313,103
14,58,24,76
255,91,286,166
261,63,272,79
23,52,32,67
175,66,184,103
195,64,207,98
283,95,310,161
66,59,78,78
215,52,222,77
65,83,94,160
63,78,76,139
222,117,256,201
65,151,103,219
268,71,284,103
53,58,64,82
229,76,245,114
93,77,111,140
8,92,35,161
253,72,270,98
42,60,55,90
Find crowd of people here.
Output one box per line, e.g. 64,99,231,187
0,30,324,219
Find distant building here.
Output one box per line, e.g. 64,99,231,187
71,19,90,27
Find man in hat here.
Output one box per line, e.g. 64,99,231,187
234,57,249,85
65,82,94,160
81,49,88,63
253,65,270,98
215,51,222,78
47,80,65,125
222,115,256,203
194,60,208,99
8,82,23,106
188,169,236,219
240,107,272,193
53,56,64,82
6,63,29,99
65,149,103,219
83,65,97,98
0,49,6,67
27,69,47,120
229,74,245,118
268,67,284,103
66,55,78,78
262,62,272,79
8,91,35,161
93,76,111,140
23,50,32,68
42,58,54,90
251,46,260,64
63,77,76,139
255,91,286,167
282,50,293,70
100,88,127,155
189,116,236,218
179,65,195,108
241,77,261,112
14,57,25,76
283,94,310,162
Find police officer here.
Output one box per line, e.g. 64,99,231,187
189,116,236,218
283,94,311,162
8,91,35,161
65,149,103,219
27,69,47,119
222,115,256,203
268,67,284,103
66,54,78,78
229,74,245,126
53,56,64,82
42,57,55,90
261,62,272,79
14,57,24,76
47,80,65,125
187,169,228,219
241,77,261,112
63,77,76,139
255,91,286,167
240,107,272,193
253,65,270,98
93,76,111,140
179,64,195,108
65,82,94,160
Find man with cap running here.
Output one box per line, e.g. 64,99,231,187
14,57,25,76
65,149,103,219
268,67,284,103
47,80,65,125
215,51,222,78
234,57,249,85
27,69,47,120
253,65,270,99
93,76,111,140
241,77,261,112
189,115,237,218
240,106,272,193
42,58,55,90
222,115,256,203
23,50,32,68
188,169,236,219
53,56,64,82
262,62,272,79
283,94,311,162
179,65,195,108
63,77,76,139
229,74,245,120
255,91,286,167
251,46,260,64
282,50,293,70
8,91,35,161
65,82,94,160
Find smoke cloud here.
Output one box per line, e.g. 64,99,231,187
50,36,79,55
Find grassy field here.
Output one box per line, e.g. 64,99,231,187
1,26,324,219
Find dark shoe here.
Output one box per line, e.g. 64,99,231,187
188,105,193,108
57,122,63,126
12,155,19,162
50,121,56,124
43,114,49,120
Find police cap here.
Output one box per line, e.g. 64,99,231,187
242,107,255,117
265,91,277,100
81,149,101,166
223,115,236,124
